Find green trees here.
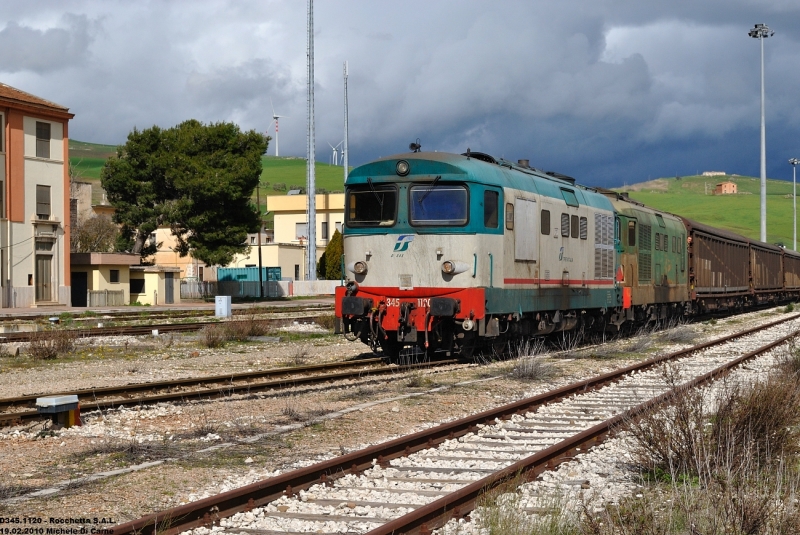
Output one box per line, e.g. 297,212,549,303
321,229,343,280
101,120,268,266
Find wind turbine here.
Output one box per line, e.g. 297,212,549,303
328,140,343,165
269,98,286,157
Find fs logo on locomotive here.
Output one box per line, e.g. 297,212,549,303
392,235,414,256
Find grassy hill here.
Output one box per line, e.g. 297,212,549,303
72,140,793,246
615,174,797,247
69,140,350,215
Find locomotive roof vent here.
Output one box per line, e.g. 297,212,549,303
545,171,576,185
461,151,497,164
517,159,530,168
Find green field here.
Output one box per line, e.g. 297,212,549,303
71,140,797,246
69,140,350,212
615,174,797,247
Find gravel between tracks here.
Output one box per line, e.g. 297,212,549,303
0,308,794,524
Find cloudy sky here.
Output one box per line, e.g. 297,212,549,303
2,0,800,188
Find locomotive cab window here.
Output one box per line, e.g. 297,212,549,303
628,221,636,246
484,190,499,228
409,184,468,226
346,184,398,227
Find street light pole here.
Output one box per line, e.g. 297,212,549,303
749,23,774,243
791,158,799,251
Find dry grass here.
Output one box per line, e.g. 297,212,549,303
27,328,77,359
79,436,176,462
599,364,800,533
199,324,226,348
316,314,336,331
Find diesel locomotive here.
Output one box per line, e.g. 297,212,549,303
334,151,800,359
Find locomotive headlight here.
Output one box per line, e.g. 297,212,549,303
396,160,410,176
441,260,470,275
351,261,368,275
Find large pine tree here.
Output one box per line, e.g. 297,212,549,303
101,120,268,266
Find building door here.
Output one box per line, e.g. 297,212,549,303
165,272,174,304
71,272,88,307
35,255,52,302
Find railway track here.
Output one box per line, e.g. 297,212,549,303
0,313,328,343
110,313,800,535
0,357,462,426
0,304,333,324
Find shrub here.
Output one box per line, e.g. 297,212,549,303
315,314,336,331
27,329,77,359
199,324,226,348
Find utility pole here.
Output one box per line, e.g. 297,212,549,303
343,61,349,183
306,0,317,281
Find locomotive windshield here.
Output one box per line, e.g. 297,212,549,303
410,185,468,226
346,184,397,227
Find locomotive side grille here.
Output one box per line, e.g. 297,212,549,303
593,213,614,280
639,224,652,282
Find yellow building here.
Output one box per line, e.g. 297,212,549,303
129,265,181,305
70,252,140,306
232,193,344,281
144,192,344,282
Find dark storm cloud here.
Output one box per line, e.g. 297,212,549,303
1,1,799,187
0,14,96,73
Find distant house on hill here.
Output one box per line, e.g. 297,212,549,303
714,181,737,195
703,171,726,177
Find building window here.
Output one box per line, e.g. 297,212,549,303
335,222,342,233
198,266,204,282
250,236,256,245
110,269,120,283
0,113,4,153
130,279,145,294
36,122,51,159
294,264,300,280
36,185,51,219
321,221,328,240
296,222,308,240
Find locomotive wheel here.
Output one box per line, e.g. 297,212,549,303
379,334,403,362
457,332,478,361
